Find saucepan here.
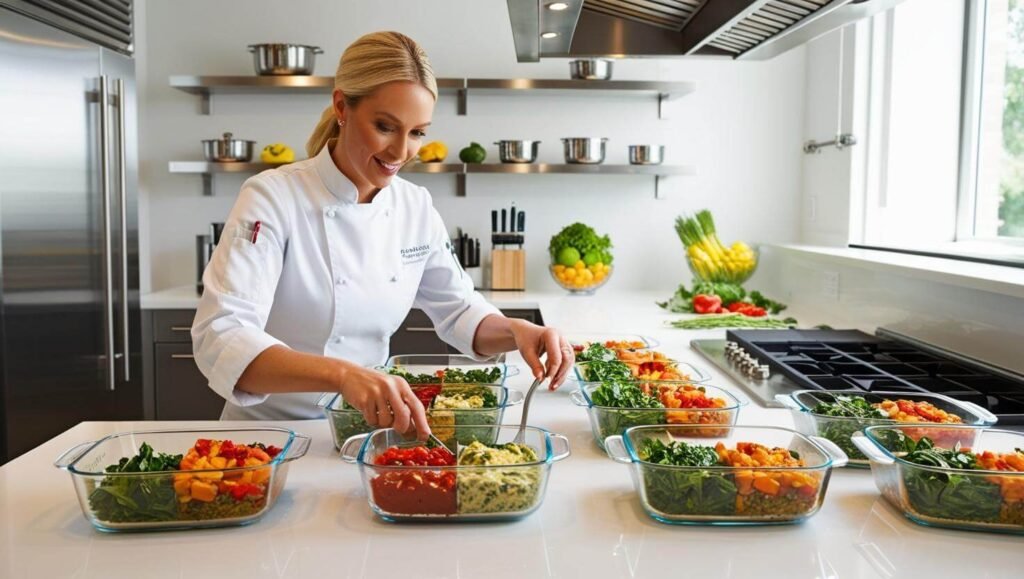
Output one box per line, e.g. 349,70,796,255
249,43,323,76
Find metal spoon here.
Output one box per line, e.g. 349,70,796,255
513,376,544,445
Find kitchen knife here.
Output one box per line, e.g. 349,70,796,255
491,210,498,233
474,239,480,267
510,206,517,233
501,209,507,233
517,211,525,233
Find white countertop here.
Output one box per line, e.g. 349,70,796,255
5,291,1023,578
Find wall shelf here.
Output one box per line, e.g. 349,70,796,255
168,75,694,117
168,161,694,197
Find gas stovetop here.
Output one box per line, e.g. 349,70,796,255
692,329,1024,424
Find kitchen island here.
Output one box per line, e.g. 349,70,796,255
2,291,1021,578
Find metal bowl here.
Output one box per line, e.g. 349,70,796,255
569,59,613,80
494,140,541,163
628,145,664,165
202,132,255,162
561,137,607,164
248,43,323,76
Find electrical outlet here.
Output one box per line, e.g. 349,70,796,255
821,270,839,300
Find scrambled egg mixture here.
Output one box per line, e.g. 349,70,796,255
433,391,487,410
456,441,541,514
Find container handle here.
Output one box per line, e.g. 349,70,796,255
53,441,95,470
505,364,521,378
959,401,998,425
315,392,337,408
280,434,311,462
506,389,525,406
549,434,571,462
851,433,893,465
313,47,324,54
569,390,590,407
340,433,369,464
774,393,802,410
809,436,849,469
603,435,633,464
726,387,751,407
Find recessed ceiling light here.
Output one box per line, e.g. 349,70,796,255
541,32,559,39
548,2,569,10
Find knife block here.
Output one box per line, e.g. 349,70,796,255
490,249,526,290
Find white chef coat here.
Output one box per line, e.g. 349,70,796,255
191,143,501,420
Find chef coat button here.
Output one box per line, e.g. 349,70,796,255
331,336,343,344
335,277,345,286
327,209,336,218
385,209,391,217
390,275,397,282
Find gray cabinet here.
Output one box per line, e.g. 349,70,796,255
143,306,543,419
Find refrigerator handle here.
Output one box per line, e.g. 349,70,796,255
115,78,130,382
99,75,116,392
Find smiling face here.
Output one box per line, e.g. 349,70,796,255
331,81,435,201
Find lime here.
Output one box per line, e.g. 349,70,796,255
582,252,599,266
556,247,581,267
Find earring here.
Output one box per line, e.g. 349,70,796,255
337,119,345,127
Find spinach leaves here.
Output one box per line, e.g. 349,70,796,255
812,395,888,419
387,366,503,385
575,343,632,382
88,443,183,523
637,439,735,515
590,380,665,440
639,438,720,467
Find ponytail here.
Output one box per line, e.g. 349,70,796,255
306,105,340,158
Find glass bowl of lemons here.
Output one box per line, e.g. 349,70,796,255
550,256,612,294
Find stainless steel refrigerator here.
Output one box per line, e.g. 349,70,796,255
0,1,141,463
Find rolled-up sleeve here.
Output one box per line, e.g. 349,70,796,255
192,177,290,407
414,208,501,358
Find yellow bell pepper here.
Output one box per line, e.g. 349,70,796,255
418,141,447,162
260,143,295,164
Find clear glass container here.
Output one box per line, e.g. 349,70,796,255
564,332,660,351
777,390,997,468
605,424,848,525
854,424,1024,534
686,245,759,284
383,354,517,385
572,381,743,449
340,425,570,522
319,384,524,450
53,427,310,532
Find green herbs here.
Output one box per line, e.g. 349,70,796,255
387,366,503,385
813,395,889,419
575,343,632,381
658,282,787,315
882,434,1003,523
590,381,662,409
748,291,787,315
669,314,799,330
88,443,183,523
639,439,720,467
636,439,736,516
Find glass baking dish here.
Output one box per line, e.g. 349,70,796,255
383,354,517,385
777,390,997,468
605,424,848,525
340,424,570,522
565,332,660,351
54,427,310,532
853,424,1024,534
572,381,744,449
319,384,524,450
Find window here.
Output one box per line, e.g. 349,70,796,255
856,0,1024,263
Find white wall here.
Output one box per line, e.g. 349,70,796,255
135,0,807,295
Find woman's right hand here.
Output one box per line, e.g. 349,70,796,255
338,364,431,439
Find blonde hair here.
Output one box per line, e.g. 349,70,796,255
306,31,438,158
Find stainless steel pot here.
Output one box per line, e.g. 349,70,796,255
248,43,323,76
569,59,612,80
494,140,541,163
561,137,607,164
202,132,255,162
628,145,664,165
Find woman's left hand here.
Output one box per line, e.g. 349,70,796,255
509,319,574,390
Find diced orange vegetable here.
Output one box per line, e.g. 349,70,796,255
190,480,218,502
753,476,781,496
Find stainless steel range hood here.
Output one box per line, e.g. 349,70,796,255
508,0,909,61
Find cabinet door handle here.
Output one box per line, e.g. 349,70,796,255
171,354,195,359
406,327,436,332
170,326,192,332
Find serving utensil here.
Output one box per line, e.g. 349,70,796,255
514,376,544,445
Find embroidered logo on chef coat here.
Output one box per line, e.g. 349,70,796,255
400,243,431,265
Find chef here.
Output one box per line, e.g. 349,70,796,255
192,31,573,437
